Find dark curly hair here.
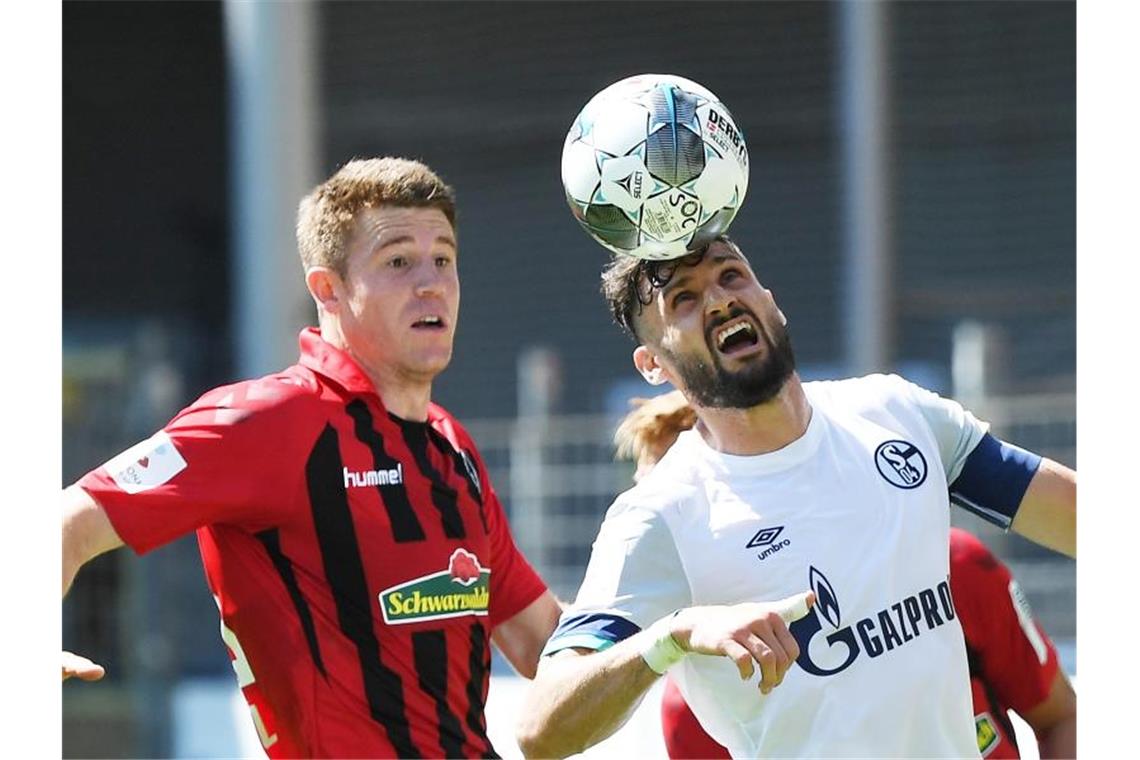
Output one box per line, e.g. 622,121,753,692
599,234,742,342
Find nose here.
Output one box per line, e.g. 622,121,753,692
703,282,736,319
414,259,448,297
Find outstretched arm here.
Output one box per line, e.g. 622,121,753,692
62,485,125,682
1022,669,1077,758
1010,458,1075,558
516,594,812,759
63,485,124,596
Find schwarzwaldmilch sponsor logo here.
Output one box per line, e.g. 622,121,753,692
379,549,491,624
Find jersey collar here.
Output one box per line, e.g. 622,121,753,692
678,403,826,477
297,327,378,395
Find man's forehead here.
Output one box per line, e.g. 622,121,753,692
658,245,751,293
358,206,455,247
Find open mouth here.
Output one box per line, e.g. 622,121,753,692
411,315,447,331
713,318,760,355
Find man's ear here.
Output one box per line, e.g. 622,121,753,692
305,267,342,314
633,345,671,386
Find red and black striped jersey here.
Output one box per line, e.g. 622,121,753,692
951,528,1060,759
79,328,548,758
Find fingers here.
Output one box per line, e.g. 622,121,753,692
721,639,755,681
772,591,815,625
63,651,106,682
685,591,815,694
742,630,793,694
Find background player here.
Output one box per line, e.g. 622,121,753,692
62,157,562,758
517,236,1076,758
617,390,1077,759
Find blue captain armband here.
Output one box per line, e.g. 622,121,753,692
949,433,1042,530
540,612,642,657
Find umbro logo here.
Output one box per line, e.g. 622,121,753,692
746,526,784,548
747,526,792,561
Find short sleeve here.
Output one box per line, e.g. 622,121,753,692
900,378,989,483
485,481,548,628
950,530,1059,715
77,381,317,554
543,500,690,655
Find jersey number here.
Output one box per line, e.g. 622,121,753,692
219,617,279,750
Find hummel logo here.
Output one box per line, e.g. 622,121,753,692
746,526,784,548
344,463,403,489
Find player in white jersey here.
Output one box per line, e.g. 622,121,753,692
515,235,1076,759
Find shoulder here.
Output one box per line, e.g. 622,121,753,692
805,373,916,408
948,529,1012,606
604,469,700,535
171,365,326,429
950,528,1003,574
426,402,478,450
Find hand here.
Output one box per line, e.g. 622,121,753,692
670,591,814,695
63,651,105,682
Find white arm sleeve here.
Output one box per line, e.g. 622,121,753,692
543,499,691,654
901,377,990,483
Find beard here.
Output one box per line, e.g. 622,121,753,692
661,308,797,409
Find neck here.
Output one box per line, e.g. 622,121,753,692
691,373,812,456
318,319,434,422
369,374,433,422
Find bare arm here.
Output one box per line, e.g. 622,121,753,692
1021,669,1077,759
1011,458,1076,558
62,485,125,681
491,590,562,679
517,641,660,759
516,594,812,759
63,485,125,596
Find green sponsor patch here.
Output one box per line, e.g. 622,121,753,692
380,570,491,624
975,712,1000,756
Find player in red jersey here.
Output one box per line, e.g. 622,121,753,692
615,390,1076,759
63,157,562,758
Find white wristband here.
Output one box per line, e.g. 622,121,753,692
640,613,687,674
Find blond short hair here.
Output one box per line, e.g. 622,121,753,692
613,390,697,472
296,157,456,275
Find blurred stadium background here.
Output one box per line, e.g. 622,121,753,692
63,1,1074,757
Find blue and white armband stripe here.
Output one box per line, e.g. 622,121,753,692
949,433,1042,529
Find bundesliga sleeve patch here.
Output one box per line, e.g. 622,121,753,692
1008,579,1049,665
104,431,188,494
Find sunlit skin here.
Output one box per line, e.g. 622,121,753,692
631,241,812,456
305,206,459,421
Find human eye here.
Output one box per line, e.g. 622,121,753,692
387,255,409,269
434,254,453,268
671,291,694,310
721,267,745,286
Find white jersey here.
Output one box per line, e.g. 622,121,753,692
548,374,990,758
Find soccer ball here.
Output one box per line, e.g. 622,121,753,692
561,74,749,260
